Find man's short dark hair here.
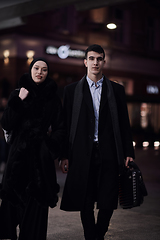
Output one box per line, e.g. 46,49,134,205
85,44,105,59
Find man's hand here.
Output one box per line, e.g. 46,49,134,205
125,157,134,167
19,87,29,100
59,159,69,173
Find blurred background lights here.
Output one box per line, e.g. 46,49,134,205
143,141,149,148
3,50,10,64
133,141,136,147
3,50,10,58
106,23,117,29
154,141,160,147
26,50,35,64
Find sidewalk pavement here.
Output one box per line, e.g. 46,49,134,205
0,148,160,239
47,148,160,240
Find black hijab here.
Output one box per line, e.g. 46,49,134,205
19,57,54,95
29,57,49,80
29,58,50,91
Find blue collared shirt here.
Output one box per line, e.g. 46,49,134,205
86,76,103,142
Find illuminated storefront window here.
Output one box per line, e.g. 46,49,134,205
140,103,151,129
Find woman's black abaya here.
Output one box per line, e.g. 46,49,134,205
0,58,65,239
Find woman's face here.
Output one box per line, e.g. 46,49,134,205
31,61,48,84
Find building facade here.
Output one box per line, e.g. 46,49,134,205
0,0,160,147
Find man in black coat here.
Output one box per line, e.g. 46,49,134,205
60,44,135,240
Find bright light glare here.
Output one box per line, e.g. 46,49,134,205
154,141,160,147
3,50,10,58
26,50,35,59
133,141,136,147
143,141,149,147
106,23,117,29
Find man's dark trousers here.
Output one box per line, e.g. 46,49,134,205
80,142,114,240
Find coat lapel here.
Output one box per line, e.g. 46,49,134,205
83,78,94,115
69,76,84,144
69,76,94,145
99,78,108,113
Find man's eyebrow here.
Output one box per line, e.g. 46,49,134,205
88,56,103,60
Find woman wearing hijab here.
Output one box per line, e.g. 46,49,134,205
0,58,65,240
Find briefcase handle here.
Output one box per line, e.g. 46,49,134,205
128,161,140,170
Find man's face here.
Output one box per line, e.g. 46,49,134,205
84,51,105,78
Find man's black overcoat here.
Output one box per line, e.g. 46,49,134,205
60,76,135,211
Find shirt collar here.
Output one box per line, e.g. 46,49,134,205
86,75,104,88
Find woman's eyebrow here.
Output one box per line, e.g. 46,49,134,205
34,64,47,69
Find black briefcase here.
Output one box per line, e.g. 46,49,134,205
119,161,148,209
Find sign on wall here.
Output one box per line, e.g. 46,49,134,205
45,45,85,59
146,85,159,95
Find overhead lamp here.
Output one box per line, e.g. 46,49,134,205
3,50,10,64
106,23,117,29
